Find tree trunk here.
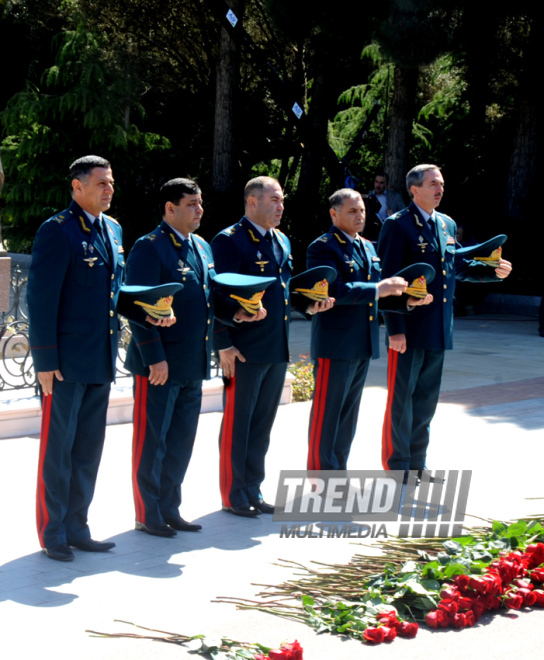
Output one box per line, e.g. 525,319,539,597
211,0,243,196
385,65,418,193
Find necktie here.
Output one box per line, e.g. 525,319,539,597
96,217,112,263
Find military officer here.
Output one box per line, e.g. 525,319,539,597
27,155,123,561
377,164,512,474
125,178,214,537
307,189,415,471
212,176,332,517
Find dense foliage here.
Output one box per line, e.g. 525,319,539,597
0,1,540,287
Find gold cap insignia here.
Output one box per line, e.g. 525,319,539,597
406,276,428,298
229,290,265,315
294,278,329,301
134,296,175,319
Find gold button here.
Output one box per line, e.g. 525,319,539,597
279,268,282,273
110,329,114,335
111,274,115,280
369,302,373,307
284,315,288,320
203,284,207,290
369,315,374,321
183,277,186,281
207,303,211,308
441,258,445,263
367,275,371,280
282,283,286,289
444,284,447,289
285,300,288,305
443,298,447,303
110,310,114,317
111,292,114,298
207,319,211,324
442,270,446,276
206,336,209,341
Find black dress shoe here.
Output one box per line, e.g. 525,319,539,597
70,539,116,552
249,499,275,514
43,544,74,562
222,504,260,518
135,521,177,537
163,516,202,532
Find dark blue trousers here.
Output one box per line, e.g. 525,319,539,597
132,375,202,524
36,380,110,548
382,347,445,471
308,358,370,470
219,361,287,508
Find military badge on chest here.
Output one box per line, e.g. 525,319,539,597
344,253,355,273
417,236,430,254
82,241,97,267
177,259,192,281
255,251,269,272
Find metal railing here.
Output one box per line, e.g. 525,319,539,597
0,265,219,392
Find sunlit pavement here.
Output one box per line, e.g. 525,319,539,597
1,314,543,659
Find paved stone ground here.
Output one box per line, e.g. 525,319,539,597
1,315,543,659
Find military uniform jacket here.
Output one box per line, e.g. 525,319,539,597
124,222,215,381
307,227,381,361
377,202,500,351
211,216,292,364
27,200,124,384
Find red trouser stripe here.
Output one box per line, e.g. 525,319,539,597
381,348,398,469
308,358,331,470
36,393,53,547
219,374,236,507
132,375,148,523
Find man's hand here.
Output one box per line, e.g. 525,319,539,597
407,294,434,306
377,277,408,298
307,297,335,314
495,259,512,279
149,360,169,386
219,346,246,379
234,307,267,323
389,334,407,354
38,370,63,396
147,314,177,327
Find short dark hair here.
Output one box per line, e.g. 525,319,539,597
69,155,110,184
243,176,280,206
329,188,362,210
374,171,388,182
159,178,201,216
406,164,440,198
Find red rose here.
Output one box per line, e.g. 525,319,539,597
531,568,544,583
455,575,471,591
503,592,523,610
280,641,303,660
526,543,544,569
513,578,533,590
377,612,400,629
382,626,397,642
470,600,486,620
468,577,488,595
254,655,269,660
440,584,460,601
426,609,448,629
398,621,419,638
452,613,467,629
518,588,537,606
457,596,473,611
269,651,287,659
532,589,544,606
465,610,476,627
438,599,458,617
363,627,385,643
